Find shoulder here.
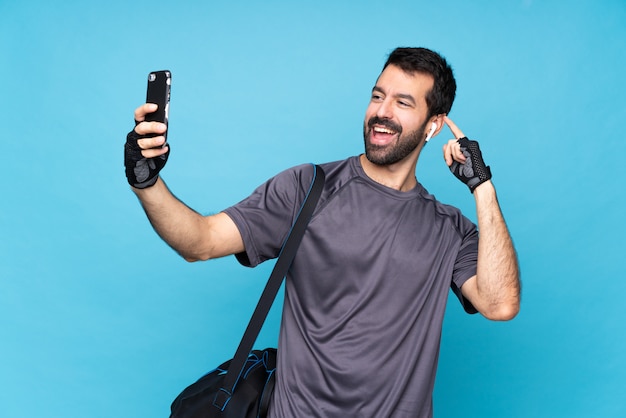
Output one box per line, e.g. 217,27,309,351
416,186,477,236
317,156,368,194
268,157,361,199
254,163,319,197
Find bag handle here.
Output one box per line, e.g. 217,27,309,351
213,164,325,411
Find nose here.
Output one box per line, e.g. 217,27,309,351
375,98,393,120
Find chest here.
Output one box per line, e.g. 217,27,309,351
290,184,462,310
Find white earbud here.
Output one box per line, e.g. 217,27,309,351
425,122,437,142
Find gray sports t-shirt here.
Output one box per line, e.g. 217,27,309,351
224,156,478,418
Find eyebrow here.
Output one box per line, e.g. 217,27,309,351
372,86,416,105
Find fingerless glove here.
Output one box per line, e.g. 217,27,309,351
124,128,170,189
449,137,491,193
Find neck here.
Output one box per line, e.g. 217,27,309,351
359,153,420,192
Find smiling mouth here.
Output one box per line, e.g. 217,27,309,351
368,126,399,147
368,116,402,135
373,126,397,135
365,117,402,146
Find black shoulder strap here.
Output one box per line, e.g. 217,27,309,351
213,164,325,410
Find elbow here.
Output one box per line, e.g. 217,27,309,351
180,250,212,263
483,301,520,321
178,240,230,262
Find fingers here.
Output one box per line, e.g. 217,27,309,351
133,103,167,137
134,124,168,156
134,120,167,136
138,134,168,150
442,139,466,166
132,103,168,147
134,103,158,122
131,103,168,157
443,116,465,139
141,144,169,159
442,116,468,166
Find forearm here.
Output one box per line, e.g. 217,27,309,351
132,177,213,262
472,180,521,320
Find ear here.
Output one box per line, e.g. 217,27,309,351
425,115,445,142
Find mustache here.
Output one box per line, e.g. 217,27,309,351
367,116,402,133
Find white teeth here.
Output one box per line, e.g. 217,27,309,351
374,126,395,134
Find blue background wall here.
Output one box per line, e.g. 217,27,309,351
1,1,625,416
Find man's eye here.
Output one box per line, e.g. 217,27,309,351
371,94,383,101
398,101,410,107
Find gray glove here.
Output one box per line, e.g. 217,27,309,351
449,137,492,193
124,125,170,189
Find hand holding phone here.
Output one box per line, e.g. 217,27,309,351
124,70,172,189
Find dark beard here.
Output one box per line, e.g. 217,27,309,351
363,117,428,166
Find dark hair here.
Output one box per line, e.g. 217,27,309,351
383,47,456,118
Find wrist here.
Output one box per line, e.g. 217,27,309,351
132,176,164,196
472,179,495,199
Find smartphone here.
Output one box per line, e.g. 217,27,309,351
145,70,171,142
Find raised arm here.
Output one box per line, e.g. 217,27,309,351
443,116,521,321
125,103,244,262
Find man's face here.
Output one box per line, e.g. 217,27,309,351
363,65,433,166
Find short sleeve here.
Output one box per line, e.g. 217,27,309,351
450,218,479,314
223,164,315,267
